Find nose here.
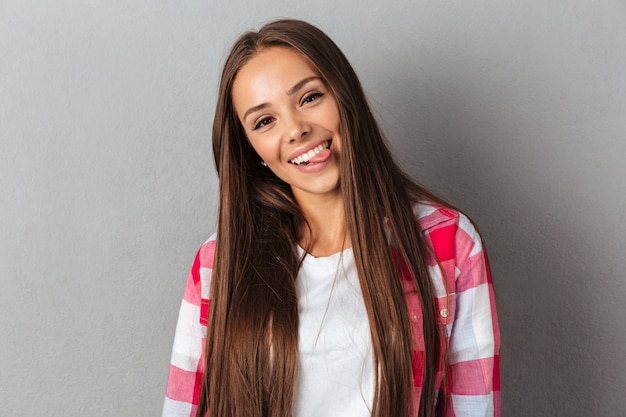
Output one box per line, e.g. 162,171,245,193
283,111,310,143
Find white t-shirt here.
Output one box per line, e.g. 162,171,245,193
294,246,375,417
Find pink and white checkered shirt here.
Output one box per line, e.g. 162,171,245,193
163,204,501,417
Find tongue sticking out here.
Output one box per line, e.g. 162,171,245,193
307,148,331,164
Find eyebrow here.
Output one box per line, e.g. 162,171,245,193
241,76,322,121
286,76,321,96
242,103,270,122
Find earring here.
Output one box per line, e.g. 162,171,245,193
261,161,268,167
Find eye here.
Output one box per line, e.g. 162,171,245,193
301,92,324,105
252,116,274,130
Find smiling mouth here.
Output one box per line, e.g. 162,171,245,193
289,140,331,166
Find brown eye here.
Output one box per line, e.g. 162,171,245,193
253,117,274,130
301,92,323,105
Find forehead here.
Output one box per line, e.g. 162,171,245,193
232,47,321,108
239,46,319,81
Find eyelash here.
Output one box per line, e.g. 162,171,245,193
253,117,274,130
302,92,323,105
251,92,325,131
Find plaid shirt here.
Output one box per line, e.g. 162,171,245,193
163,204,500,417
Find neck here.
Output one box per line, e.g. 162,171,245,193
293,190,350,257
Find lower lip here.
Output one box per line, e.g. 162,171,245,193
290,145,333,173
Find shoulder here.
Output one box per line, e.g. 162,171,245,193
414,202,482,259
195,233,217,271
414,202,460,231
185,233,216,307
414,202,486,297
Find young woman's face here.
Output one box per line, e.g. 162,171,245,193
232,46,342,202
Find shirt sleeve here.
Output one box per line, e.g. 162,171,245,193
162,240,215,417
443,214,501,417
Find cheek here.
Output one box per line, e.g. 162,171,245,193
325,104,341,133
248,136,279,161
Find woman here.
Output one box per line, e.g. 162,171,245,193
163,19,500,417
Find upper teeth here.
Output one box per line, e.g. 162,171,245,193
290,140,330,165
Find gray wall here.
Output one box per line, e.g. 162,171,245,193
1,1,625,416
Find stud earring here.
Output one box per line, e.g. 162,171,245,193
261,161,268,167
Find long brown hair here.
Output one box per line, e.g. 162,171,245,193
200,19,448,417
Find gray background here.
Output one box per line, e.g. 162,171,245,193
1,1,625,416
